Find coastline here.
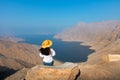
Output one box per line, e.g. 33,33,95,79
1,35,120,80
54,37,120,79
0,36,24,43
54,36,120,64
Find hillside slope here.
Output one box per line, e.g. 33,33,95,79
54,20,120,50
0,38,62,79
0,40,42,69
55,20,120,80
0,39,43,79
1,20,120,80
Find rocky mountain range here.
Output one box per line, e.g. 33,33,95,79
54,20,120,80
0,20,120,80
0,37,61,80
54,20,120,45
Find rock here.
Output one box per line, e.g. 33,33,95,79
25,62,80,80
5,68,29,80
102,54,120,62
108,54,120,62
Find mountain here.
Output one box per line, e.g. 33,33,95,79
0,37,62,80
54,20,120,80
55,20,120,49
1,20,120,80
0,36,24,43
0,39,42,79
55,21,120,42
54,20,120,63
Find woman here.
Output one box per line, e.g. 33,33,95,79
39,39,56,66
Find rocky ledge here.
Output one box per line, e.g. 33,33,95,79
6,62,80,80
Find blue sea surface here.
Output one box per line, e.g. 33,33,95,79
17,34,94,62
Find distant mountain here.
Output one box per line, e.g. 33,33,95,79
1,20,120,80
54,20,120,80
0,36,24,42
54,20,120,61
54,20,120,50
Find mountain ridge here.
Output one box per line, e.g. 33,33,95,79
1,20,120,80
54,20,120,80
0,39,61,79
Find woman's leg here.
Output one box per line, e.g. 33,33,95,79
43,61,54,66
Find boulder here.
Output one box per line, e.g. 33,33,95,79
102,54,120,63
25,62,80,80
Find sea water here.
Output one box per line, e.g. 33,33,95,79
17,34,94,62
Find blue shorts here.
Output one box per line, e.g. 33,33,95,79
43,61,54,66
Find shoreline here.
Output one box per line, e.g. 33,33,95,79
53,38,97,63
53,37,112,64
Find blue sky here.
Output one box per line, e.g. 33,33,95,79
0,0,120,35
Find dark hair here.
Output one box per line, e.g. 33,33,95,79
39,47,51,55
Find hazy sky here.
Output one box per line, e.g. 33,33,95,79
0,0,120,35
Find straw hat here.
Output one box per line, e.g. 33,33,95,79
41,40,53,48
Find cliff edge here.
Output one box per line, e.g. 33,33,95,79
5,62,80,80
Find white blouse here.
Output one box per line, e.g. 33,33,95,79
39,48,56,63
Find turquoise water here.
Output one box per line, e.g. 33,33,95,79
17,34,94,62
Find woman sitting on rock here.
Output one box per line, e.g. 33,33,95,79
39,40,56,66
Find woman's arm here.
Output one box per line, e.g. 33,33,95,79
39,52,44,57
50,48,56,56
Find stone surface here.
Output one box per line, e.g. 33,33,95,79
108,54,120,62
5,68,29,80
25,62,80,80
102,54,120,62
